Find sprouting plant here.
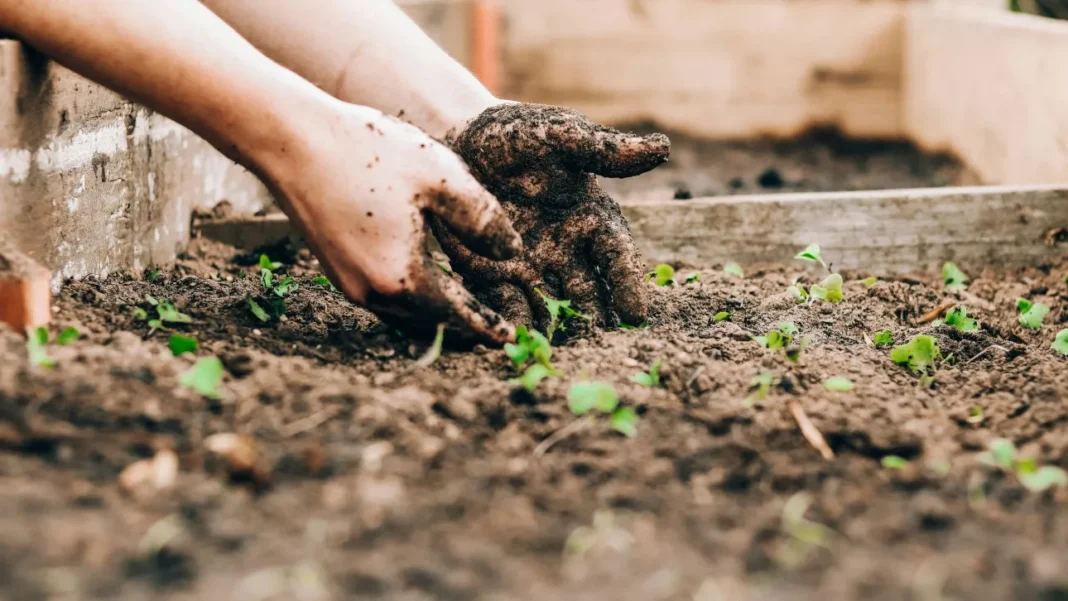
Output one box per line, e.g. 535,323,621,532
788,282,809,303
881,456,908,469
413,323,445,368
775,492,835,569
967,405,984,425
259,254,282,271
511,363,555,392
1016,298,1049,329
630,360,662,387
568,381,637,437
943,262,969,291
55,326,80,346
861,277,878,287
146,269,163,282
311,275,339,292
168,334,198,357
136,296,192,332
713,311,730,322
648,264,675,286
619,321,648,330
890,335,941,374
795,244,826,269
180,357,224,399
810,273,843,303
724,262,744,278
823,377,853,391
538,289,589,340
261,266,297,298
978,438,1068,492
754,322,799,350
684,272,701,284
943,306,978,332
248,297,271,322
744,372,775,407
785,336,811,363
25,327,55,368
505,326,552,369
872,330,894,346
1053,329,1068,355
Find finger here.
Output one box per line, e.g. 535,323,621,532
423,156,522,261
569,126,671,179
563,269,604,328
589,203,649,326
475,282,533,329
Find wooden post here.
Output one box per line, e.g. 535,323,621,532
471,0,500,94
0,245,51,334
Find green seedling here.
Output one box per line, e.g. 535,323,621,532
755,323,805,361
538,289,589,340
823,377,853,392
775,492,835,569
510,363,556,392
180,357,224,399
795,244,826,269
156,300,192,324
146,269,163,282
567,381,637,437
248,297,271,322
713,311,730,322
872,330,894,346
648,263,676,286
168,334,198,357
413,323,445,368
55,326,80,346
619,321,648,330
1016,298,1049,329
1053,329,1068,356
943,262,969,291
724,262,744,278
943,306,979,332
861,277,878,287
890,335,941,374
810,273,843,303
311,275,339,292
967,405,984,425
25,327,55,368
744,372,775,407
684,272,701,284
131,306,148,320
788,283,808,303
259,254,282,271
881,455,908,469
504,326,552,369
630,360,662,387
978,438,1068,492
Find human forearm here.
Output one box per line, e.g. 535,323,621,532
199,0,498,138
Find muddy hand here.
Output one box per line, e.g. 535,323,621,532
438,102,670,329
267,102,521,345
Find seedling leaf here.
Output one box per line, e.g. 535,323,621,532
247,297,270,322
713,311,730,322
943,262,969,291
779,322,799,337
180,357,224,399
745,372,775,407
724,262,744,278
630,360,662,388
1019,466,1068,492
810,273,843,303
619,321,648,330
260,268,273,291
312,275,339,292
156,300,192,324
967,406,984,425
610,408,638,438
785,335,811,363
1053,329,1068,355
788,285,808,303
872,330,894,346
881,456,908,469
795,244,826,268
568,381,619,415
861,277,878,286
651,264,675,287
168,334,198,356
1017,297,1033,313
259,254,281,271
413,323,445,368
538,290,589,339
1017,299,1049,329
25,327,54,368
944,306,979,332
685,272,701,284
145,295,159,306
823,377,853,391
511,363,555,392
890,335,941,374
978,438,1016,470
272,276,298,297
132,307,148,320
55,327,80,346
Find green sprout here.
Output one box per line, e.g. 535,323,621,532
538,290,589,340
943,262,969,291
648,264,675,287
1053,329,1068,355
881,456,908,469
180,357,224,399
504,326,552,369
890,335,941,374
1016,298,1049,329
311,275,339,292
630,360,662,387
872,330,894,346
795,244,826,269
755,322,799,350
55,326,80,346
861,277,878,286
619,321,648,330
25,327,55,368
510,363,555,392
155,300,192,325
785,336,812,364
146,269,163,282
684,272,701,284
823,377,853,392
713,311,730,322
259,254,282,271
978,438,1068,492
724,262,744,278
413,323,445,368
247,297,270,322
744,372,775,407
168,334,198,357
788,283,808,303
810,273,843,303
567,381,637,437
943,306,979,332
967,406,984,425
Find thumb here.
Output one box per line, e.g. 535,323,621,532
573,127,671,178
424,155,522,261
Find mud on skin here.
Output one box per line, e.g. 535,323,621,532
440,103,670,331
3,237,1068,600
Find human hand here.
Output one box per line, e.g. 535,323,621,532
437,103,670,330
266,101,521,344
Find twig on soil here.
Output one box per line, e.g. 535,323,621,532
280,406,343,438
915,301,956,325
788,401,834,461
533,415,593,458
964,345,1009,365
685,366,705,389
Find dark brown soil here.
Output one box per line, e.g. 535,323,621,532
3,233,1068,601
601,127,977,200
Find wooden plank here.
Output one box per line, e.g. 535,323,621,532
0,243,50,333
195,186,1068,274
904,5,1068,185
626,185,1068,272
499,0,906,139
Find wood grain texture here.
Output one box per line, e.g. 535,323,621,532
905,4,1068,185
500,0,906,138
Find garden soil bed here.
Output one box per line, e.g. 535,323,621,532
2,235,1068,601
